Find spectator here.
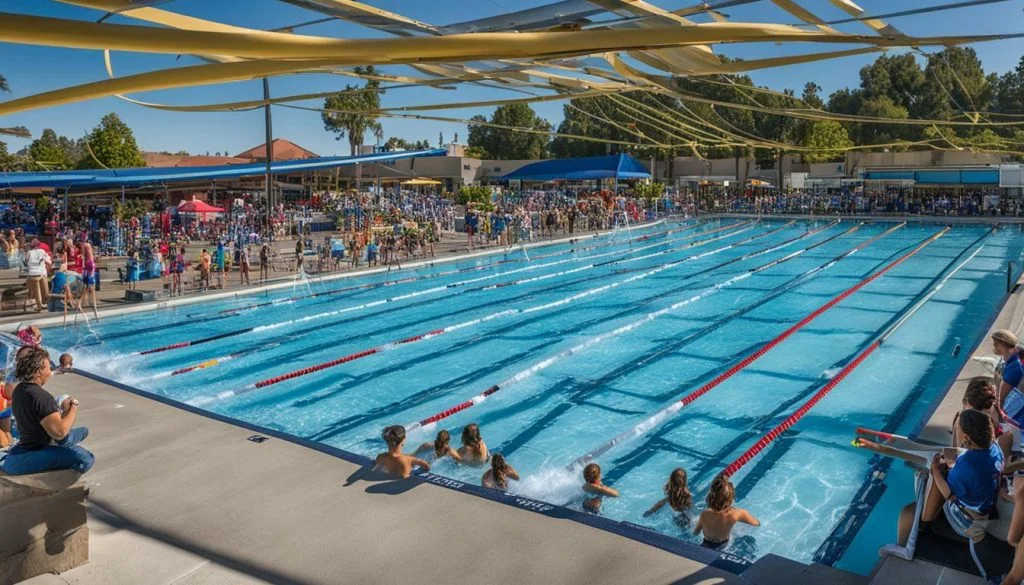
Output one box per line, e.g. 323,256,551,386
24,238,51,313
1,346,94,475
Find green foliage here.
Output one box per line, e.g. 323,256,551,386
384,137,431,151
456,185,493,209
800,121,854,163
463,145,488,159
112,199,148,222
634,182,665,200
77,113,144,169
28,129,74,170
34,195,50,216
467,104,551,160
322,67,384,156
0,141,15,172
0,74,8,93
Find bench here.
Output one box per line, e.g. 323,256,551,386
0,469,89,584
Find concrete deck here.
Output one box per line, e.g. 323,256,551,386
18,373,748,585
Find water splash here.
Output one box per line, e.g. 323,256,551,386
508,465,580,506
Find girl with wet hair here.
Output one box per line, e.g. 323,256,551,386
457,423,489,466
412,429,462,462
644,468,692,518
481,453,518,490
897,409,1003,546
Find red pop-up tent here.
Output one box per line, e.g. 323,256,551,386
178,199,225,221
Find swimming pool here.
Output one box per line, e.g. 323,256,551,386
42,219,1024,574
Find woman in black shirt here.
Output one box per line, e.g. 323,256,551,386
1,346,93,475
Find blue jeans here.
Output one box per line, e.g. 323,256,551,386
1,427,94,475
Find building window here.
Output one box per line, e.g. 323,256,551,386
463,164,471,170
493,167,501,172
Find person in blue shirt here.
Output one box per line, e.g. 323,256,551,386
897,409,1003,546
214,242,226,289
993,329,1021,402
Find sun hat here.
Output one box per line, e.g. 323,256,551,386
992,329,1019,347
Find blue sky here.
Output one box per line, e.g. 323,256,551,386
1,0,1022,157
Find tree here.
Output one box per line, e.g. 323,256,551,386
467,104,552,160
28,129,74,170
800,121,854,163
78,113,145,168
464,145,488,159
0,141,14,171
0,74,8,93
995,56,1024,115
802,82,825,109
322,66,384,156
919,47,993,124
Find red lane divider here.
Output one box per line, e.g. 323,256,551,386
675,228,945,410
723,342,879,477
253,328,445,389
420,385,501,427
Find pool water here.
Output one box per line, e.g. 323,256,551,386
42,219,1024,574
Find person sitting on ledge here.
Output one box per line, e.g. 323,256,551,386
1,346,94,475
374,425,429,479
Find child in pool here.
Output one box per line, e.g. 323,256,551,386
58,354,73,372
581,463,619,513
413,429,462,462
457,423,489,465
373,425,430,479
694,474,760,549
482,453,518,490
644,468,693,522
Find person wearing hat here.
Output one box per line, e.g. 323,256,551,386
993,329,1022,405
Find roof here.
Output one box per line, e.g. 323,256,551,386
0,149,447,190
501,154,651,182
234,138,319,161
178,200,225,213
144,153,249,167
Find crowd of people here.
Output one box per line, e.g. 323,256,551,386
701,189,1019,217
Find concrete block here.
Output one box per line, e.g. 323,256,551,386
0,470,89,585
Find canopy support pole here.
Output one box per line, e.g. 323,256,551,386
262,77,274,234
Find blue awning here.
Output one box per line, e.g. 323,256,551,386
0,149,447,191
863,168,1000,186
501,154,651,181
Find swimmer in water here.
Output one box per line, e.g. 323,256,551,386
413,429,462,462
643,468,693,523
457,423,489,466
481,453,518,490
373,425,429,479
581,463,619,513
58,354,73,372
694,474,760,550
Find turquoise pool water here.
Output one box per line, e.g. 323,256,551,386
42,219,1024,574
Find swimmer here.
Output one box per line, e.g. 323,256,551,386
58,354,73,372
457,423,489,466
412,429,462,462
481,453,518,490
582,462,619,514
694,474,759,550
643,468,693,519
16,326,42,347
373,425,429,479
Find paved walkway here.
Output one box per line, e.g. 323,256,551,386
0,229,601,327
21,373,746,585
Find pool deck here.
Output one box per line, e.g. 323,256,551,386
19,372,750,585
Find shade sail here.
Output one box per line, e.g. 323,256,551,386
501,154,651,181
402,178,441,185
0,149,447,190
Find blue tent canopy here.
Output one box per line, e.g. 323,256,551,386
0,149,446,191
501,154,651,182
